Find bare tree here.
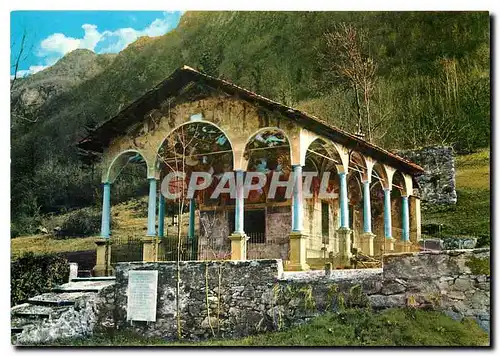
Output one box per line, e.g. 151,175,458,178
319,23,378,142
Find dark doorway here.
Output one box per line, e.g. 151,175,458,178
229,209,266,243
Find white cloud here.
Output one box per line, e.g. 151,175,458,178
12,65,48,79
16,12,179,78
99,15,175,53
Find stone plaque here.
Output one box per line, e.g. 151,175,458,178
126,270,158,322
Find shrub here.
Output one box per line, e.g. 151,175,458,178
11,252,69,306
58,209,102,238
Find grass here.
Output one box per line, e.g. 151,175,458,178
11,197,193,259
423,149,490,242
11,235,98,259
45,308,489,347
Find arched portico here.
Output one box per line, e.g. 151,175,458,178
81,65,424,275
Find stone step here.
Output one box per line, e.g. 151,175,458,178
53,280,115,293
71,276,116,282
11,303,71,318
28,291,91,306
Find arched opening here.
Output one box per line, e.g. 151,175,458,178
156,121,234,260
241,128,291,260
371,162,388,250
391,171,406,242
348,151,368,249
303,138,344,264
106,150,149,263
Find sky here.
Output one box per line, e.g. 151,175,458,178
10,11,183,77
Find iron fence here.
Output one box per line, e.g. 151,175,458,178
246,232,288,260
158,235,199,261
110,235,143,264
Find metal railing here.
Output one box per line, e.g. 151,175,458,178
110,235,144,264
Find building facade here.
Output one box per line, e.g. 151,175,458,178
78,66,424,274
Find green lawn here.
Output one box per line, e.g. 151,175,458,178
44,308,489,347
423,149,490,243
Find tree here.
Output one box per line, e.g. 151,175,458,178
319,23,379,142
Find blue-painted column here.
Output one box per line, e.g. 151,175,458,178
158,194,165,238
100,182,111,238
383,188,392,238
401,195,410,241
234,170,245,234
188,198,196,239
147,178,158,236
362,180,372,233
292,165,303,232
338,172,349,228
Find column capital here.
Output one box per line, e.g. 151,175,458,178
361,179,371,185
383,187,392,192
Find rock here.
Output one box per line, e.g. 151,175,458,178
36,226,48,234
369,294,406,309
396,146,457,206
452,277,472,291
442,237,478,250
419,239,444,250
447,291,466,300
201,316,218,329
381,281,406,295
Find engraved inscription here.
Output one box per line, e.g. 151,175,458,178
126,270,158,322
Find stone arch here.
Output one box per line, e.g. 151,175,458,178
372,162,390,190
156,120,235,205
155,119,236,173
303,137,347,175
239,127,292,171
103,149,149,183
392,170,413,197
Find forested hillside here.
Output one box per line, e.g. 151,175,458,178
10,11,490,234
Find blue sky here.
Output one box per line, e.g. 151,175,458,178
10,11,183,77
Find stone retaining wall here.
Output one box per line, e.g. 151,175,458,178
395,146,457,206
96,248,489,341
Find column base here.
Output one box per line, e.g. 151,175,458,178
92,238,114,277
380,237,396,254
395,240,413,253
142,236,160,262
337,228,353,268
287,231,310,271
359,232,376,256
229,233,249,261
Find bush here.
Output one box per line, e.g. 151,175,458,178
58,209,102,238
11,252,69,306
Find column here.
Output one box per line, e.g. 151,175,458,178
338,172,349,228
360,180,375,256
188,198,196,239
383,188,392,238
234,170,244,234
94,182,113,276
100,182,111,238
143,178,158,262
230,170,247,260
292,164,303,232
158,194,165,238
288,164,309,271
147,178,157,236
401,196,410,241
362,180,372,233
409,195,422,243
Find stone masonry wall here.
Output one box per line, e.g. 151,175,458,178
96,248,489,341
395,146,457,206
